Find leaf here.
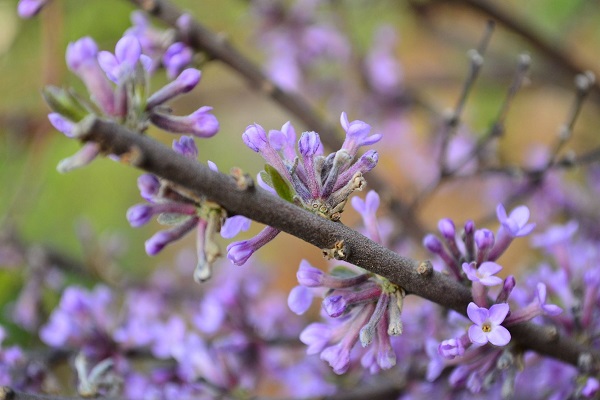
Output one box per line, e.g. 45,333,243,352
265,164,295,203
157,213,192,225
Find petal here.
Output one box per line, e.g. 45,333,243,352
468,325,488,345
479,275,504,287
287,285,313,315
340,112,349,131
488,303,510,324
467,302,488,325
487,325,511,346
496,203,508,223
509,205,530,226
462,262,477,280
479,261,503,275
220,215,251,239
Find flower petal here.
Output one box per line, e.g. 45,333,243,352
487,325,511,346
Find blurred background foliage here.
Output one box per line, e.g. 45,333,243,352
1,0,600,342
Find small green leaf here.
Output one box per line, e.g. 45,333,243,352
330,266,359,279
157,213,192,225
265,164,295,203
42,86,90,122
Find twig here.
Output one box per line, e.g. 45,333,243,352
434,0,600,101
127,0,427,240
74,115,600,373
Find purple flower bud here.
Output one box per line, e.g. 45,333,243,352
146,68,201,109
495,275,516,303
297,260,324,287
226,226,280,266
66,37,98,71
127,204,154,227
299,131,321,157
288,285,314,315
18,0,49,18
475,229,495,249
137,174,160,200
150,106,219,138
438,336,467,359
172,136,198,159
323,295,347,317
163,42,193,79
242,124,268,152
300,323,332,354
48,113,75,137
115,35,142,70
66,37,117,116
145,218,197,256
438,218,455,240
582,377,600,398
321,342,351,375
57,142,101,173
423,234,443,253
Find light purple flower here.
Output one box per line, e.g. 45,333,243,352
340,112,382,158
296,259,324,287
496,204,536,238
146,68,201,109
467,302,511,346
462,261,503,286
163,42,193,79
150,106,219,138
226,226,280,265
48,113,75,137
97,35,146,82
172,136,198,159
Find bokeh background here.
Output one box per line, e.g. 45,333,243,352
2,0,600,345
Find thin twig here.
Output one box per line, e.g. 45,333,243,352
74,115,600,373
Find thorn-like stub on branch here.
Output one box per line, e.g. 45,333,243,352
230,167,255,191
546,326,559,342
517,53,531,69
575,71,595,93
417,260,433,277
0,386,15,400
578,352,593,374
467,49,484,68
121,145,144,167
260,79,277,95
322,240,349,260
73,114,98,139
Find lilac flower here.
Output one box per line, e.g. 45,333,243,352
505,283,563,325
226,226,280,266
467,302,511,346
48,113,75,137
220,215,251,239
17,0,50,18
488,204,536,261
66,37,117,116
146,68,202,109
462,261,503,287
288,285,314,315
163,42,193,79
150,106,219,138
231,114,379,264
97,36,150,83
438,335,470,360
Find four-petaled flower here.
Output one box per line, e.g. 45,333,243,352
467,302,511,347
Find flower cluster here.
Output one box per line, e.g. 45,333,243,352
227,113,380,265
127,137,250,282
46,33,217,172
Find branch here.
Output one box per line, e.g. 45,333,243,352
127,0,426,240
0,387,88,400
75,115,600,373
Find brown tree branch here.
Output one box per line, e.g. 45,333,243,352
72,115,600,374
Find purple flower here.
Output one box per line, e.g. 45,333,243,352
66,37,117,116
97,35,146,82
150,106,219,138
137,174,160,201
48,113,75,137
582,377,600,398
162,42,193,79
467,302,511,346
17,0,50,18
462,261,503,286
299,323,333,355
505,283,562,324
296,260,324,287
340,112,382,157
226,226,280,265
496,204,536,238
172,136,198,159
351,190,383,244
146,68,202,109
438,335,469,359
